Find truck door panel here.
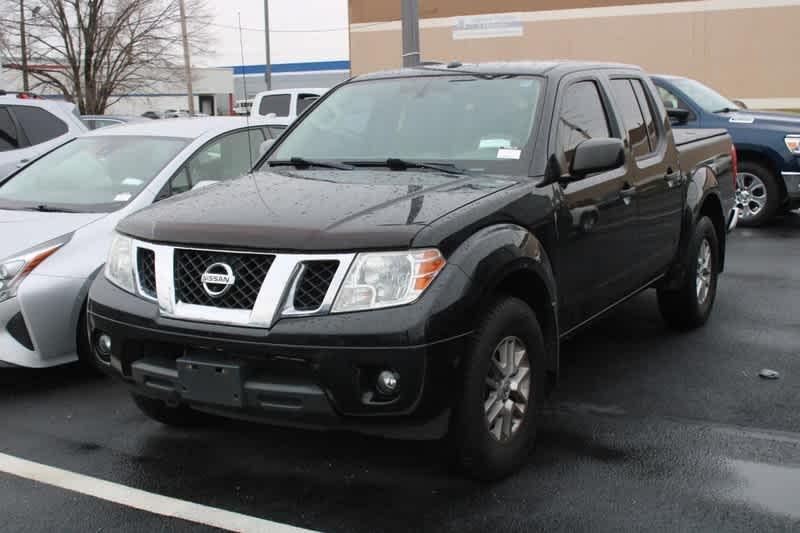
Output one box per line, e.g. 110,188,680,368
552,79,639,329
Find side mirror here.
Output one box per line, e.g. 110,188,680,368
667,108,691,125
570,138,625,179
259,139,275,157
192,180,219,191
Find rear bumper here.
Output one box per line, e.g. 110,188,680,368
88,276,469,438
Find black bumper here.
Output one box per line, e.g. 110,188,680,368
88,276,470,438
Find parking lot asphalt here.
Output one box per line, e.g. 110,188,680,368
1,213,798,532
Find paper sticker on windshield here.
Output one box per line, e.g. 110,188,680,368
113,193,132,202
480,138,512,149
497,148,521,160
121,177,143,186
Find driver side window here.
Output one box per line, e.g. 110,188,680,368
159,128,265,200
657,87,696,121
557,81,612,173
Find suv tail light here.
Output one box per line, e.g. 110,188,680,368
731,145,738,189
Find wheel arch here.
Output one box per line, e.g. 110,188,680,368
736,147,786,202
447,224,560,381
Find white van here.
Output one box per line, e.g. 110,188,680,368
250,88,328,122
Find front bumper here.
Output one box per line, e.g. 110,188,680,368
781,172,800,204
88,276,469,438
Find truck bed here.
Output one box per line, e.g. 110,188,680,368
673,128,729,147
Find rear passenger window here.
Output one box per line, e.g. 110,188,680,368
11,106,68,145
0,108,20,151
610,79,650,158
631,80,660,152
296,94,319,115
258,94,291,117
557,81,611,172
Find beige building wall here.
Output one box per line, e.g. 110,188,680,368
349,0,800,109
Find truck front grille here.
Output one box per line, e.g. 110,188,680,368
293,260,340,311
137,248,157,298
174,249,274,309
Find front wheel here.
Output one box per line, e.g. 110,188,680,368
657,216,720,330
449,297,544,481
736,161,780,227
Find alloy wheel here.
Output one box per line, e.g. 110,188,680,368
696,238,712,304
484,336,531,442
736,172,767,220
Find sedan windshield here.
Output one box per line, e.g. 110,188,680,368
265,75,544,173
671,78,740,113
0,136,189,212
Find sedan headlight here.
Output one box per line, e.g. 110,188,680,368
785,135,800,154
0,239,68,303
104,233,135,293
332,249,446,313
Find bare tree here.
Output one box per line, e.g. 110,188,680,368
0,0,211,114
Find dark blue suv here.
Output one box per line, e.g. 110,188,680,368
652,75,800,226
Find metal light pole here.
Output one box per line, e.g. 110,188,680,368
178,0,195,114
263,0,271,90
401,0,420,67
19,0,29,91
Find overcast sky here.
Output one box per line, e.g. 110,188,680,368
202,0,350,67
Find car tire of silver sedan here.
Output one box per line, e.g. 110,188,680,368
449,297,544,481
657,216,719,330
736,160,780,227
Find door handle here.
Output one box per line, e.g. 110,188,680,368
619,185,637,198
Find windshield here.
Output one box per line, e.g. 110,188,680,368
265,75,544,173
0,135,189,212
671,78,740,113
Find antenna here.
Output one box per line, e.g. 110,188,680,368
238,12,255,170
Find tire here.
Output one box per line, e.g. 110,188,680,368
132,393,209,427
736,160,780,227
449,297,545,481
657,216,720,330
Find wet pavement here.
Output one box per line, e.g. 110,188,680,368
1,213,799,532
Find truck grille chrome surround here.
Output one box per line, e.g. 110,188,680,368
129,238,356,328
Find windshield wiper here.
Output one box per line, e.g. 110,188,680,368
269,157,354,170
350,158,467,175
22,204,81,213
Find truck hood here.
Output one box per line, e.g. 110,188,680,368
0,209,106,260
117,169,517,251
722,110,800,131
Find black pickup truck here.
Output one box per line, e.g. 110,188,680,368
88,61,736,480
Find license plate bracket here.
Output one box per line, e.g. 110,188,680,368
177,355,244,407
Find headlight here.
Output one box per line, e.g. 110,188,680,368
332,249,445,313
785,135,800,154
104,233,135,293
0,240,67,303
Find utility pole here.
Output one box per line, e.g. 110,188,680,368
178,0,195,114
263,0,271,90
19,0,29,91
401,0,420,67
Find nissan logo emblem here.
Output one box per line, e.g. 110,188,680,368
201,262,236,297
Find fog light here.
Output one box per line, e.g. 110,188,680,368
376,370,399,395
97,334,112,356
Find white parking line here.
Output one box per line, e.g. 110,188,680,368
0,452,314,533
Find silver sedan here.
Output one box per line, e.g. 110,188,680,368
0,117,285,368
